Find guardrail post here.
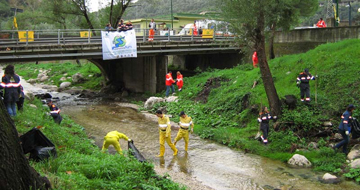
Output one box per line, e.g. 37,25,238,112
143,29,146,42
26,30,29,45
191,29,193,41
58,29,60,45
88,29,91,43
168,28,170,41
213,26,216,41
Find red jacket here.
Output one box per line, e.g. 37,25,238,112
252,52,258,67
316,20,326,28
176,74,183,87
165,73,175,86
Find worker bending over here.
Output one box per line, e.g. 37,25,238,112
102,131,131,155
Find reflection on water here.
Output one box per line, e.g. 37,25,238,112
62,104,359,190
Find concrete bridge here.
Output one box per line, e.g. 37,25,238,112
0,29,242,93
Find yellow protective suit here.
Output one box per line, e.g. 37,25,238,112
102,131,129,154
174,115,194,151
157,114,178,157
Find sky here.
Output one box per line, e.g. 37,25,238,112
88,0,138,12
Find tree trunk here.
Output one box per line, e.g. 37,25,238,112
83,10,97,36
0,101,50,189
109,0,114,25
269,23,276,60
255,11,281,116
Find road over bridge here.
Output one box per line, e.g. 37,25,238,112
0,29,242,93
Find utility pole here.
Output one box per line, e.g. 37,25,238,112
171,0,173,29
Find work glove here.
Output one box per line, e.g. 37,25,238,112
128,139,132,142
190,128,194,134
345,131,350,136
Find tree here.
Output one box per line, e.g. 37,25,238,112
220,0,318,116
108,0,133,27
0,100,50,189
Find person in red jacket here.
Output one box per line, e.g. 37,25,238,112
316,18,326,28
176,71,183,91
165,71,175,97
252,51,258,68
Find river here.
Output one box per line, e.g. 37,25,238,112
11,67,358,190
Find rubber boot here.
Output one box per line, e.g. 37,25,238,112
156,146,165,157
170,143,178,156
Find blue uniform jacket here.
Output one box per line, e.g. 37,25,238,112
339,110,352,132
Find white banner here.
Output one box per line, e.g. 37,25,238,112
101,30,137,60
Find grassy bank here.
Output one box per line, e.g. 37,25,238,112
13,99,184,189
15,60,103,91
151,39,360,181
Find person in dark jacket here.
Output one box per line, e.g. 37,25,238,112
334,104,355,154
257,106,277,145
46,98,62,124
296,68,316,102
1,65,21,116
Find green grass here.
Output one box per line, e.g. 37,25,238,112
14,99,185,190
150,39,360,175
15,60,103,90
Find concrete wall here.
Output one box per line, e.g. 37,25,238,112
273,26,360,56
90,55,167,93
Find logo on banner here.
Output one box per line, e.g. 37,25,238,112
113,35,126,49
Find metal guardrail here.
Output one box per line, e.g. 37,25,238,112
0,28,236,47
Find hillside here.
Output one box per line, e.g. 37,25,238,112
152,39,360,176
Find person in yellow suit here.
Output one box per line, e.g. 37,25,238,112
156,110,178,157
102,131,131,155
174,111,194,151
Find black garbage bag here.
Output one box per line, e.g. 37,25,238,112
20,128,57,161
351,118,360,139
128,140,146,162
29,146,57,162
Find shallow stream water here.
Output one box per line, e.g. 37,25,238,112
61,104,359,190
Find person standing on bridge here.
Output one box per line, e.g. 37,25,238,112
174,111,194,151
148,19,156,41
176,71,183,91
316,18,326,28
165,71,176,97
1,64,21,116
156,110,178,157
46,98,63,124
296,68,316,102
101,130,132,155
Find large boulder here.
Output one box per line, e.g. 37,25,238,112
72,73,84,83
144,97,165,109
321,173,340,184
165,96,178,102
59,82,71,89
350,158,360,169
287,154,312,167
347,144,360,161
